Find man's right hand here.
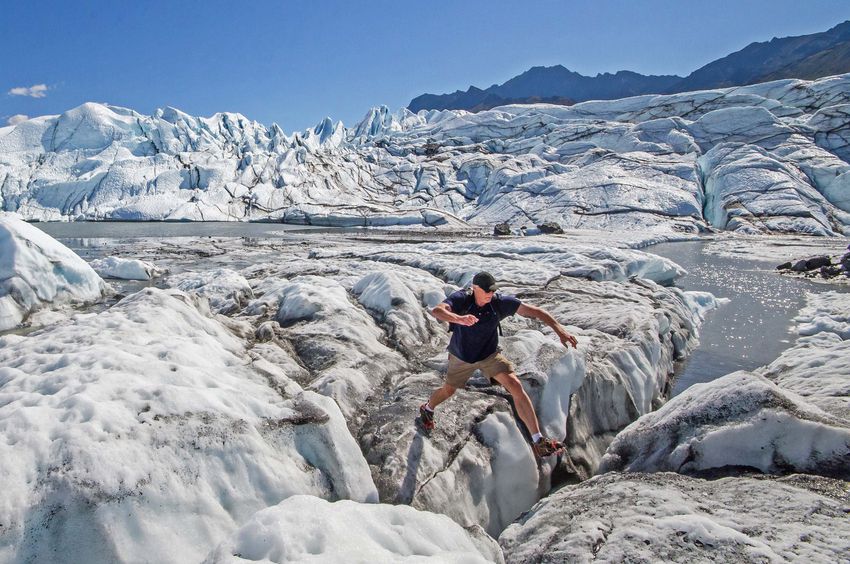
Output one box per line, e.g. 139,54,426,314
453,314,478,326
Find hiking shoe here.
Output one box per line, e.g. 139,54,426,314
418,404,435,431
532,437,565,458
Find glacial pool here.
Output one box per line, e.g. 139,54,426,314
649,239,850,396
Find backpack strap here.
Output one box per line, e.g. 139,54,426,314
491,295,504,336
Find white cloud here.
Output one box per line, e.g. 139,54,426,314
7,114,29,125
8,84,48,98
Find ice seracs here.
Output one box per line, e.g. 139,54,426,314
2,74,849,233
0,212,106,330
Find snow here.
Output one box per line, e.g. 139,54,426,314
172,268,253,314
33,228,716,542
0,287,377,563
699,233,849,263
0,212,106,330
204,494,503,563
498,239,850,562
2,74,850,234
599,288,850,479
89,255,163,280
267,275,407,418
311,238,686,285
758,291,850,420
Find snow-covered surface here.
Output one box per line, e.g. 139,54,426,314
3,74,850,234
311,238,688,285
759,291,850,420
89,255,162,280
0,287,377,563
0,212,105,330
700,233,850,263
6,222,849,562
0,224,726,562
204,494,504,563
499,247,850,563
499,472,850,563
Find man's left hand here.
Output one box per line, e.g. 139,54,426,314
557,329,578,349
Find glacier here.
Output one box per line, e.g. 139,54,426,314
1,75,849,234
1,73,849,563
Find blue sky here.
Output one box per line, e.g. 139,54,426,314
2,0,850,132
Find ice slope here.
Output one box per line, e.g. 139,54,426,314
499,472,850,563
0,212,106,330
204,495,504,564
1,75,850,233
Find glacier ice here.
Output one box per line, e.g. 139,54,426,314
2,75,850,234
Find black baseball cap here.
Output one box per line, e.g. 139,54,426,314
472,271,500,292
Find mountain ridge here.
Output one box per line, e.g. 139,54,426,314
409,20,850,112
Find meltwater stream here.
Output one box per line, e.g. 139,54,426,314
649,239,849,396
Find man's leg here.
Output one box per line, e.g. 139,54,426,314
419,383,456,431
491,371,541,436
428,354,473,410
427,383,457,409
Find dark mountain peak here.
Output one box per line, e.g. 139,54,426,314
827,19,850,34
510,65,581,80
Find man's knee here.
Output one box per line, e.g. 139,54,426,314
441,383,457,396
495,372,524,395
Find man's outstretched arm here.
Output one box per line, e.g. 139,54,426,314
517,303,578,348
431,303,478,327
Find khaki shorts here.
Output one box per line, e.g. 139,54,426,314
445,352,514,388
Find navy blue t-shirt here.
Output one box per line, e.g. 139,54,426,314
443,290,522,363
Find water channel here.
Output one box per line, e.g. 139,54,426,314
649,239,849,396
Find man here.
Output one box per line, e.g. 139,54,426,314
841,244,850,277
419,271,578,458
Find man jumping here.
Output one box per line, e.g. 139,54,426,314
419,271,578,458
